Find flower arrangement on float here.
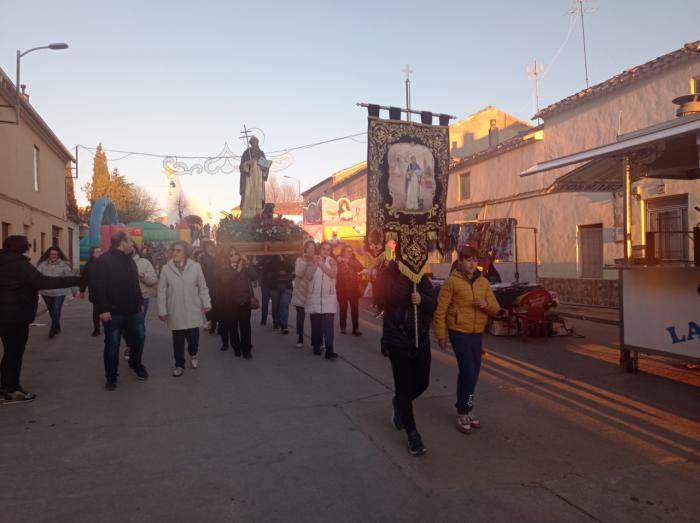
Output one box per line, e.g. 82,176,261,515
215,211,310,255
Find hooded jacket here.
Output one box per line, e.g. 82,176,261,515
0,250,81,324
433,269,501,339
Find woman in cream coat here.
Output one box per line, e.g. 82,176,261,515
158,241,211,376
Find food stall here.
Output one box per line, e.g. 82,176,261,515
521,109,700,370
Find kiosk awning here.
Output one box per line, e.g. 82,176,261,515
547,157,622,192
521,113,700,180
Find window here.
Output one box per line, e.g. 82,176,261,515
33,146,40,191
2,222,10,242
580,224,603,278
459,172,471,200
52,226,61,248
647,195,688,261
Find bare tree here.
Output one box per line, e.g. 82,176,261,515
266,175,298,203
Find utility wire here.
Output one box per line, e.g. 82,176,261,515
75,131,367,162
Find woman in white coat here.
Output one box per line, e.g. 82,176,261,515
305,241,339,360
158,241,212,377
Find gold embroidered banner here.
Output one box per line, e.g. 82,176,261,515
366,117,449,283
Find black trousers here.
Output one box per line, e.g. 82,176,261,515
220,305,252,356
337,290,359,331
388,345,431,433
92,303,100,332
0,323,30,393
172,328,200,368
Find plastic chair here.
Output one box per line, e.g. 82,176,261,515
514,289,554,341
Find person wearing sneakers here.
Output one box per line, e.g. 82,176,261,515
158,241,211,376
90,231,150,390
305,241,339,360
79,246,103,337
0,236,81,403
381,259,436,456
434,246,503,435
291,240,316,348
36,246,78,339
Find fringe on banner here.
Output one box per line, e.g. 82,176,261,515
398,260,428,284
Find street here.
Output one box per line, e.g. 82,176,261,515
1,297,699,523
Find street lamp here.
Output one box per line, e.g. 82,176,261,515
283,175,302,201
16,42,69,124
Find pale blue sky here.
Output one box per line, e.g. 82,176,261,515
2,0,698,216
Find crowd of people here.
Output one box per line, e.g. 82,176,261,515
0,231,505,458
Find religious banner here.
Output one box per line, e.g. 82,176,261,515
303,199,323,225
320,196,366,226
366,117,450,282
447,219,516,262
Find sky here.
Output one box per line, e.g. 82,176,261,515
1,0,698,219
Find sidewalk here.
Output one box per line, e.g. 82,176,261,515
556,303,620,326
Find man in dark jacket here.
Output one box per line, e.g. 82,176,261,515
90,231,148,390
0,236,81,403
381,260,436,456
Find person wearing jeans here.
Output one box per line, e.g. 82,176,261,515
381,260,436,456
123,244,158,361
0,235,81,403
291,241,316,348
158,241,211,377
36,246,77,338
305,242,338,360
434,246,502,434
90,231,149,390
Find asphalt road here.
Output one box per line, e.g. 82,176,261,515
1,297,699,522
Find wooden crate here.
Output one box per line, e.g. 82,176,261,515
218,240,304,256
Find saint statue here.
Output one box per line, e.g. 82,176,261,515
239,136,270,219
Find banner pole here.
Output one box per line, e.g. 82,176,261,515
413,282,419,349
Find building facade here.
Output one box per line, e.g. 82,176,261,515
0,68,78,266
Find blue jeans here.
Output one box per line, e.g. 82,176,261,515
124,298,149,349
260,286,271,324
270,287,292,329
310,313,335,352
103,312,145,383
448,330,483,415
42,295,66,331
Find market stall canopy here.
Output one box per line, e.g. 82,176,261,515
522,112,700,187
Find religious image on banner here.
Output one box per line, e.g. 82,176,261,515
303,200,323,225
366,117,449,281
320,197,366,225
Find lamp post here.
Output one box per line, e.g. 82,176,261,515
283,175,302,201
16,42,68,124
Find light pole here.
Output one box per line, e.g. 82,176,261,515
16,42,68,124
283,175,302,201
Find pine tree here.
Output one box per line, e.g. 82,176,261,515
89,143,111,203
65,161,80,222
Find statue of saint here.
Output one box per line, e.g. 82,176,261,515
239,136,270,218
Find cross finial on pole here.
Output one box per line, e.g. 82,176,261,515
402,64,413,121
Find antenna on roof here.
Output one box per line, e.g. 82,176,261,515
527,60,543,123
571,0,596,88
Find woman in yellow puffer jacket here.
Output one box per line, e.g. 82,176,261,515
434,246,502,435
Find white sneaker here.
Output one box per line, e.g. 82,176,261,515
123,348,130,361
296,342,303,348
191,356,199,369
172,366,184,377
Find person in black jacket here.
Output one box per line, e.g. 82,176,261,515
0,236,81,403
90,231,148,390
336,245,364,336
381,260,437,456
215,245,257,358
79,246,103,337
261,255,295,334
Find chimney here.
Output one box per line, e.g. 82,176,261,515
488,119,499,147
672,94,700,117
20,84,29,102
